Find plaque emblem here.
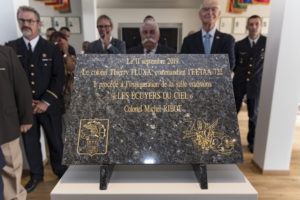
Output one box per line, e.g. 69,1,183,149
183,118,235,155
77,119,109,156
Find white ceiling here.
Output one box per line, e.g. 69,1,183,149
97,0,203,9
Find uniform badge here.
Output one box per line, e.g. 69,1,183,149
17,55,23,57
42,53,47,58
240,52,247,55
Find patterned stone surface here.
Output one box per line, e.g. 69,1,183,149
63,54,243,165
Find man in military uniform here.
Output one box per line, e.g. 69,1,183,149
233,15,267,153
6,6,67,192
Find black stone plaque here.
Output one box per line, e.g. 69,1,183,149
63,54,243,166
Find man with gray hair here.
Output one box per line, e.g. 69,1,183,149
128,20,176,54
181,0,235,70
6,5,66,193
87,15,126,54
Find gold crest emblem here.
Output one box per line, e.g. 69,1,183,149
77,119,109,156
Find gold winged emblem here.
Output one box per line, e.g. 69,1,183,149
183,118,235,155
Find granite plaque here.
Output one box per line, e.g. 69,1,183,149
63,54,243,166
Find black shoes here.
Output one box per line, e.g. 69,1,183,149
25,178,43,193
248,144,254,153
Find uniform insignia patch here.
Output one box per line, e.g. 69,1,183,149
42,58,52,62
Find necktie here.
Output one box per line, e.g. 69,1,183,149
28,42,32,52
252,41,256,48
27,42,33,62
204,33,211,54
28,42,33,56
146,49,151,54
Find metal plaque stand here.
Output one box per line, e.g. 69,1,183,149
99,165,115,190
192,164,208,189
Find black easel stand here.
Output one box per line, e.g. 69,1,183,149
99,164,115,190
192,164,208,189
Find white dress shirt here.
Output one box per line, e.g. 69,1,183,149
23,35,40,51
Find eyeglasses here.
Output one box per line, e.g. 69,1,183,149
18,18,39,25
142,30,156,35
201,7,219,12
97,25,111,29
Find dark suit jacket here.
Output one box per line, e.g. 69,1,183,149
233,35,267,99
181,29,235,70
127,44,176,54
87,38,126,54
6,37,65,111
68,44,76,56
0,46,32,145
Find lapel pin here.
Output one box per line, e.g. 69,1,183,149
216,36,220,39
42,53,47,57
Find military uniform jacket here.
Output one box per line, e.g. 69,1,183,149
181,29,235,70
6,37,65,112
0,46,32,145
233,35,267,98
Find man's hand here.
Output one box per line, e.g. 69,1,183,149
20,124,32,133
32,99,38,108
60,38,69,55
103,32,111,49
32,100,49,114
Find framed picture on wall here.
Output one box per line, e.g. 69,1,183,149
67,17,81,33
53,17,66,30
233,17,247,34
262,17,269,34
40,17,52,34
219,17,233,34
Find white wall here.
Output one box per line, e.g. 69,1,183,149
253,0,300,171
29,0,83,53
0,0,29,44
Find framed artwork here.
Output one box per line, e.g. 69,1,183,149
219,17,233,34
53,17,66,30
233,17,247,34
262,17,269,34
67,17,81,33
40,17,52,34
